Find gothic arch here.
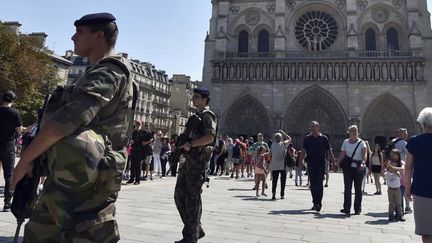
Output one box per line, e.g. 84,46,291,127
359,22,380,50
229,7,275,36
252,23,274,36
357,3,408,37
284,85,348,148
382,22,406,50
232,24,253,37
224,95,272,138
362,94,415,140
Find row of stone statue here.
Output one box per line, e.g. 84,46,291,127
213,61,425,82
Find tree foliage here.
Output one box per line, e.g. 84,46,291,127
0,24,60,126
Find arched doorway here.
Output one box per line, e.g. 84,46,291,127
362,94,415,142
284,86,348,150
224,95,271,139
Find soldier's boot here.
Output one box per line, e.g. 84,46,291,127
174,228,204,243
198,228,205,239
3,201,11,212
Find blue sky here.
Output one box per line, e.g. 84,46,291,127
0,0,211,81
1,1,432,81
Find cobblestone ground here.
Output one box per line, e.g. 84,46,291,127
0,170,420,243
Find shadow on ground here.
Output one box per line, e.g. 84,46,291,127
364,219,391,225
364,212,391,225
314,213,350,219
0,236,22,243
268,209,318,215
228,188,254,192
234,195,273,201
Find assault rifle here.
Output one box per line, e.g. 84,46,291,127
168,114,202,167
11,94,50,243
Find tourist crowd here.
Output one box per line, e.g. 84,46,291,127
1,88,431,242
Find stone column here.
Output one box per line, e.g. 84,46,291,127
346,0,358,50
214,1,229,53
407,1,423,50
274,0,286,52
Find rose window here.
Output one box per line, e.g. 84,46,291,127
295,10,338,51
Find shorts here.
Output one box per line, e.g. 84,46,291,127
142,156,153,171
232,158,240,165
371,165,382,174
413,195,432,236
255,173,266,182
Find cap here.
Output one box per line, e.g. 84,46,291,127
3,91,16,102
74,12,116,26
193,87,210,97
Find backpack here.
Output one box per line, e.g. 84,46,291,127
384,138,403,159
285,146,296,168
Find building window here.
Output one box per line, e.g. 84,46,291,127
295,10,338,51
238,30,249,53
258,30,270,52
365,28,377,51
386,28,399,50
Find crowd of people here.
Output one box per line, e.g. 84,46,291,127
1,87,432,242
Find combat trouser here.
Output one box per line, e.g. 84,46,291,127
23,193,120,243
174,155,206,243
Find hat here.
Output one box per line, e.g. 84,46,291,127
3,91,16,102
74,12,116,26
193,87,210,97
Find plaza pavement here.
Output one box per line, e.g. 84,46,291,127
0,171,420,243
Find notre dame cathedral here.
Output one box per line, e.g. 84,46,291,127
202,0,432,148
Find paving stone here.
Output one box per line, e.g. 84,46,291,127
0,171,422,242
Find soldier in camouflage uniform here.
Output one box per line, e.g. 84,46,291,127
11,13,135,243
174,87,217,243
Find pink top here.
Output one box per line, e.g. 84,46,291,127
255,154,267,175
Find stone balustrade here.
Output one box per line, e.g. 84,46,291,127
212,50,425,82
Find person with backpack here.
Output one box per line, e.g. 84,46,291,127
336,125,367,215
384,128,408,159
12,13,135,242
384,128,412,214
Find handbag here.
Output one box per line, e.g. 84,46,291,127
340,140,362,169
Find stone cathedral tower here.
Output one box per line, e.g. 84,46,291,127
202,0,432,148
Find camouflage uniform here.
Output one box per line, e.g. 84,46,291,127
23,56,135,243
174,108,217,243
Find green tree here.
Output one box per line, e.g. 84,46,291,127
0,24,60,126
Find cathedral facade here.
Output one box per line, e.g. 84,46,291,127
202,0,432,148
